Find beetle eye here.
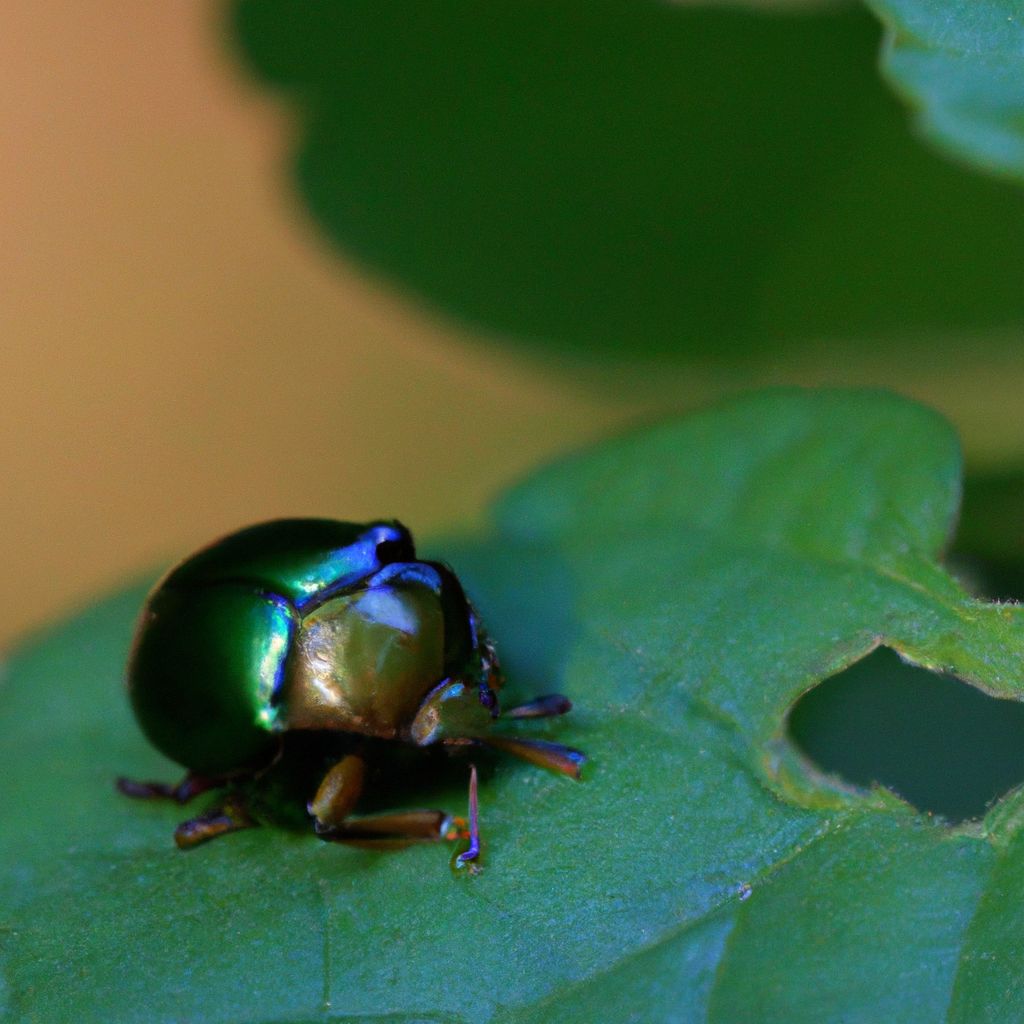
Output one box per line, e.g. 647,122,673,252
370,523,414,565
374,540,404,564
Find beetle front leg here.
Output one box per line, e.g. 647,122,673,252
308,754,366,830
318,809,459,848
454,763,481,868
311,753,463,848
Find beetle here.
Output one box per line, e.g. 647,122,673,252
117,518,584,866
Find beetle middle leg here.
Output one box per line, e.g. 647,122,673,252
311,752,464,848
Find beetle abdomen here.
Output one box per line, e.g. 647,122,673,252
127,582,297,775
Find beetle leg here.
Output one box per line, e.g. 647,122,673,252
455,763,481,868
173,794,255,849
308,754,366,831
116,772,224,804
317,808,457,849
310,753,461,848
483,735,586,779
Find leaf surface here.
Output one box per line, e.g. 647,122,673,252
4,390,1024,1022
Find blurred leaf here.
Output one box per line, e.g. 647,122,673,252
949,468,1024,600
7,390,1024,1020
230,1,1024,361
867,0,1024,183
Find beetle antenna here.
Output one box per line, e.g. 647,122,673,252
483,736,586,779
503,694,572,719
455,763,481,868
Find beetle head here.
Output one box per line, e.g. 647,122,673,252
409,678,499,746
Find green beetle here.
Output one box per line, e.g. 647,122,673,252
118,519,584,865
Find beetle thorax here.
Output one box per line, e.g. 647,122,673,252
275,583,447,739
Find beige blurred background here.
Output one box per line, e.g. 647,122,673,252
3,3,1024,651
0,3,653,650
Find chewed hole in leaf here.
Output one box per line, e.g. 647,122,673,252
788,647,1024,823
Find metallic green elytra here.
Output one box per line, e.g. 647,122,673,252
120,519,585,865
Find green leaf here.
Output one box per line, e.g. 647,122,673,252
866,0,1024,183
228,2,1024,362
6,389,1024,1021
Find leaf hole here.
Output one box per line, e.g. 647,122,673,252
788,647,1024,823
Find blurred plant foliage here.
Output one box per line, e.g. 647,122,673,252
867,0,1024,183
9,391,1024,1022
231,0,1024,363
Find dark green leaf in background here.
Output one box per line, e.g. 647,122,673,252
952,468,1024,601
6,390,1024,1021
230,2,1024,362
867,0,1024,184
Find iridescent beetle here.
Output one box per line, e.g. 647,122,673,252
118,519,584,866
